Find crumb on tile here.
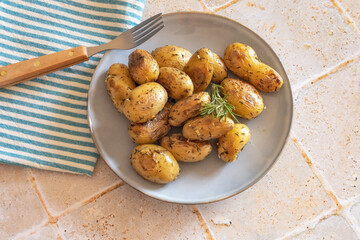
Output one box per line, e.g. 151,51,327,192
211,216,232,226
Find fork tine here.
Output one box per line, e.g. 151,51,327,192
132,17,163,38
131,13,162,33
133,20,163,41
134,24,164,45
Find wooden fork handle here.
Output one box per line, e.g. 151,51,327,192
0,46,89,88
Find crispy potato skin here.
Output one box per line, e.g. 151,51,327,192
160,133,212,162
105,63,136,113
182,115,234,141
211,53,228,83
217,123,251,162
224,43,283,92
184,48,214,93
128,103,171,144
107,62,130,76
130,144,180,184
128,49,159,84
151,45,192,71
168,92,211,127
157,67,194,100
221,78,264,119
123,82,168,123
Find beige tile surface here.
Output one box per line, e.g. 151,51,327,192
216,0,360,89
57,184,205,240
13,225,60,240
142,0,204,19
292,58,360,201
2,1,360,239
201,0,232,10
338,0,360,28
291,215,358,240
197,140,335,239
0,164,47,240
350,202,360,228
31,157,120,215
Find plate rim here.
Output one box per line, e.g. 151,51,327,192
87,11,294,204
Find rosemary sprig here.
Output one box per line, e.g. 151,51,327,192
200,84,240,123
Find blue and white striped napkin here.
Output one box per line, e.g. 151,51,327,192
0,0,144,175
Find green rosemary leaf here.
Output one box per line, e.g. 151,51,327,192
200,83,239,123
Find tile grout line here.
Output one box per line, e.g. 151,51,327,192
213,0,242,12
290,136,360,238
277,208,337,240
204,2,360,237
197,0,212,12
337,195,360,239
51,180,124,223
341,195,360,213
9,170,59,240
290,0,360,94
191,206,216,240
341,209,360,239
17,178,123,239
292,53,360,93
10,219,49,240
13,170,66,240
27,170,57,223
278,208,360,240
53,224,66,240
349,195,360,206
330,0,360,37
291,136,343,208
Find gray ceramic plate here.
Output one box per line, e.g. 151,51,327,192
88,12,293,204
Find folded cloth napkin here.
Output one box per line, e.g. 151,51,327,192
0,0,144,175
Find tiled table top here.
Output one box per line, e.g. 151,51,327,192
1,0,360,239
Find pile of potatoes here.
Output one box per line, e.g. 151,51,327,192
105,43,283,184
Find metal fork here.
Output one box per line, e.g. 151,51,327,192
0,13,164,88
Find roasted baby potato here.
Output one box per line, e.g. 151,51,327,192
128,103,171,144
130,144,180,184
184,48,214,93
157,67,194,100
151,45,192,71
217,123,251,162
182,115,234,141
128,49,159,84
224,42,283,92
123,82,168,123
211,53,227,83
160,133,212,162
105,63,136,113
221,78,264,119
168,92,211,127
